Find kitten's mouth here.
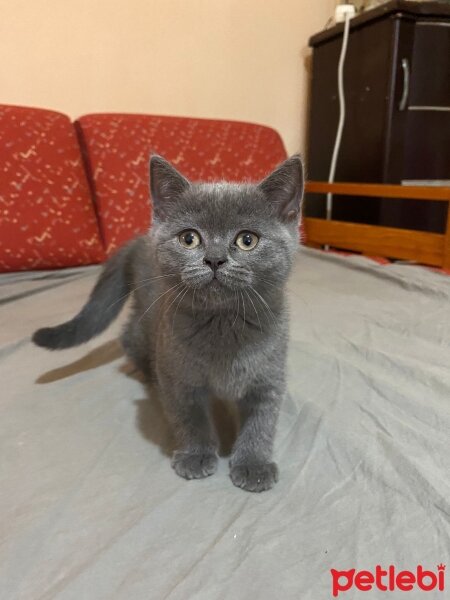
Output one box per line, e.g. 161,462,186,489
208,272,245,291
205,274,232,293
186,271,237,292
208,277,222,289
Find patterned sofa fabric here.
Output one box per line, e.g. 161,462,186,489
76,114,288,255
0,105,105,272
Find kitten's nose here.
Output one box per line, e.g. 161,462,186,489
204,257,228,272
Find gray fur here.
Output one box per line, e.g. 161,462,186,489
33,155,304,492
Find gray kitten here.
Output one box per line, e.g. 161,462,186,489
33,155,304,492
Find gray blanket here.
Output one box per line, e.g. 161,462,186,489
1,248,449,599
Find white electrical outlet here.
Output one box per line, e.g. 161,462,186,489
335,4,356,22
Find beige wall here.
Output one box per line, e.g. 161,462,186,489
1,0,335,155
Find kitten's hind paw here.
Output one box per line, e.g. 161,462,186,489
230,462,278,492
171,450,218,480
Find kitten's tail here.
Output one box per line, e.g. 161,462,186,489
32,239,139,350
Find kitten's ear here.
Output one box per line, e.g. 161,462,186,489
150,155,190,219
258,155,304,222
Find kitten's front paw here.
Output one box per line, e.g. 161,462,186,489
171,450,218,480
230,462,279,492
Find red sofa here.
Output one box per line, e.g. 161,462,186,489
0,105,287,272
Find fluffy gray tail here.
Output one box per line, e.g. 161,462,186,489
32,240,137,350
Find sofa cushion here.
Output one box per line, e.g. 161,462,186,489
0,105,105,272
76,114,287,255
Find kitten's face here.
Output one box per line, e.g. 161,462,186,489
150,156,303,298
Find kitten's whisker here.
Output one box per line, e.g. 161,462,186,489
135,273,177,284
233,266,251,275
257,277,279,289
250,286,277,326
182,267,206,281
250,291,271,325
245,289,262,333
105,274,178,314
183,274,207,286
222,273,250,288
240,290,246,333
232,289,240,328
256,292,277,325
257,275,279,283
191,287,196,318
171,286,190,333
138,281,184,323
105,282,149,314
162,284,188,322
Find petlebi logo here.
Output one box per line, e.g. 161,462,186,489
331,564,445,597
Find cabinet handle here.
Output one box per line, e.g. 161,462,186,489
398,58,409,111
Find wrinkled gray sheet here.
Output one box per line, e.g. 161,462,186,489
1,249,449,599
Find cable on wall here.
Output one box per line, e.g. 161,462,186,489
326,10,352,222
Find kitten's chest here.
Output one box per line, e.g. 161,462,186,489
203,341,258,400
176,314,266,399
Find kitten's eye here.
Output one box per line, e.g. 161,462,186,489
179,230,201,249
235,231,259,251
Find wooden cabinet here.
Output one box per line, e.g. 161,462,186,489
306,0,450,233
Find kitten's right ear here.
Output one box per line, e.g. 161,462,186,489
258,155,304,223
150,155,190,220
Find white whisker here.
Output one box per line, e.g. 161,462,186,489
162,284,188,322
105,273,178,313
232,289,240,328
250,286,277,326
138,281,184,323
171,286,190,333
135,273,177,284
191,287,197,318
257,277,279,289
240,290,246,333
245,289,262,332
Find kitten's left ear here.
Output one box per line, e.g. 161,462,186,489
258,155,304,222
150,155,190,220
